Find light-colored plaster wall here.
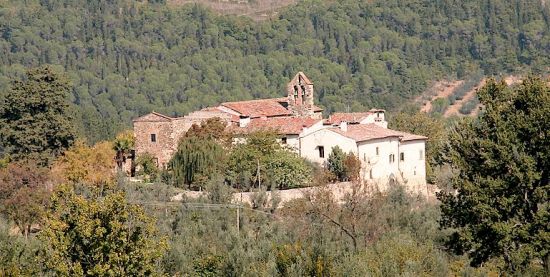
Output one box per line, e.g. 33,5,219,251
299,129,357,165
397,140,427,189
357,137,400,189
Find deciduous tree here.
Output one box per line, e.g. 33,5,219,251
38,186,166,276
0,162,51,238
52,140,115,187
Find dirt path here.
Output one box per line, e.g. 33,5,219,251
457,76,524,117
444,79,486,117
168,0,298,20
418,80,463,113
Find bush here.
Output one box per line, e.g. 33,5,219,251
135,153,160,182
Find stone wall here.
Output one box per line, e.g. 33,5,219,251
134,111,233,168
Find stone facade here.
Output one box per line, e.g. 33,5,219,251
131,71,428,188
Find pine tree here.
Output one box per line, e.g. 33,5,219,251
0,66,76,165
438,77,550,273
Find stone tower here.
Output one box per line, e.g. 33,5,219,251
287,72,314,116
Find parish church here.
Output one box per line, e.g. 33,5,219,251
132,72,427,189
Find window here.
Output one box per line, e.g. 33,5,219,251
419,150,424,160
389,154,395,163
318,146,325,158
363,153,366,162
376,147,379,155
281,137,287,144
400,152,405,161
369,169,373,179
150,134,156,143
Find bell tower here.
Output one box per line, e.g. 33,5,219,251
287,72,314,116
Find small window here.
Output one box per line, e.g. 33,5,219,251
419,150,424,160
400,152,405,161
150,134,156,143
281,137,287,144
369,169,373,179
376,147,379,155
389,154,395,163
318,146,325,158
363,153,366,162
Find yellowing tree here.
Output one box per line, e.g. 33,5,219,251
38,186,166,276
52,140,115,186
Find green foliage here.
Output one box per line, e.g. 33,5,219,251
346,232,449,276
327,146,346,181
226,131,311,190
1,0,549,141
390,111,447,183
459,95,480,115
438,77,550,273
265,150,312,190
0,66,76,165
38,185,166,276
170,137,225,188
430,97,450,115
0,220,41,276
136,152,161,182
113,130,135,171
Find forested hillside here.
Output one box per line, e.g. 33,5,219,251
1,0,549,142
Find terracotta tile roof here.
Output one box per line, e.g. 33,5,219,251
231,117,321,135
221,98,292,118
331,124,427,142
328,112,372,124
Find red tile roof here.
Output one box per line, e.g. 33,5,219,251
328,112,372,124
331,124,427,142
221,98,292,118
231,117,321,135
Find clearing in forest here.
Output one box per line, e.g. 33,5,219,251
167,0,298,20
417,80,463,113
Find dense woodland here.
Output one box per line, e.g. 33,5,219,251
0,0,549,276
1,0,550,142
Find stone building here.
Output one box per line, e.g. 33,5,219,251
132,72,427,187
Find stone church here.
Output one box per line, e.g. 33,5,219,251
133,72,427,188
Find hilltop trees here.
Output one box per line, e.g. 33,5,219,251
0,66,76,166
438,77,550,273
1,0,550,141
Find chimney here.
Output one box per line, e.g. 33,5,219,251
239,116,250,127
339,121,348,132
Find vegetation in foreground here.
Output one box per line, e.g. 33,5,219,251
0,65,549,275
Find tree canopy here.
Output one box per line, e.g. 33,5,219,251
38,186,166,276
0,66,76,165
1,0,549,142
438,77,550,272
